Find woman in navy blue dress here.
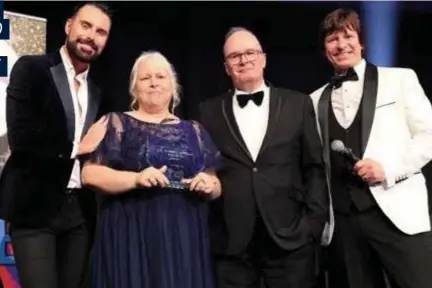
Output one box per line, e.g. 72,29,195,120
81,51,222,288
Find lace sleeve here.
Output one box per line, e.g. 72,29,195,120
192,120,221,172
82,112,124,168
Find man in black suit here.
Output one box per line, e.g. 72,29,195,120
0,3,112,288
199,27,328,288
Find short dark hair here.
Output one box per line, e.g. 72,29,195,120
69,2,114,20
319,8,364,47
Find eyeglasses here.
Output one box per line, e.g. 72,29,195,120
225,49,263,65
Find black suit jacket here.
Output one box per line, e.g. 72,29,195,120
199,87,328,255
0,50,101,228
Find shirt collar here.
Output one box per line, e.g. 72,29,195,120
331,58,366,90
234,81,268,96
60,46,89,81
352,58,366,81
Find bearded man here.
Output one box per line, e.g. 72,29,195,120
0,3,112,288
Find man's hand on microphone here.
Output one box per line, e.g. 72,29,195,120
353,159,386,184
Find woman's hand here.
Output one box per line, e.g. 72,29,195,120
135,166,170,188
181,172,221,199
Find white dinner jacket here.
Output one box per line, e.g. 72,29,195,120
310,62,432,246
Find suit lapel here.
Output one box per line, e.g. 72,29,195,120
221,94,253,160
318,84,333,167
50,62,75,141
257,87,282,157
82,80,100,137
360,63,378,156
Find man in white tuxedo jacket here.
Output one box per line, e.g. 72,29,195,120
310,8,432,288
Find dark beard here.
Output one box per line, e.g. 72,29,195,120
65,38,99,63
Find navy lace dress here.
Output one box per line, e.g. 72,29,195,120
84,112,220,288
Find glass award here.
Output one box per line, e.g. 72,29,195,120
145,137,189,190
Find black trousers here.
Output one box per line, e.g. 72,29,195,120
10,192,90,288
215,217,319,288
328,206,432,288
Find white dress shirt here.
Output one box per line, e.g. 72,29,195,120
60,46,89,189
331,59,366,128
232,82,269,161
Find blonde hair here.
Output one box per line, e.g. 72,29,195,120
128,51,181,111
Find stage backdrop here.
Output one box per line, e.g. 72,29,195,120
0,10,46,288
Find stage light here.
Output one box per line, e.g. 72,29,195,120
362,1,400,67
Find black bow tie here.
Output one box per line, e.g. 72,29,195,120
330,68,359,89
236,91,264,108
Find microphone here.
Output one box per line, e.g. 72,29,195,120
330,140,360,162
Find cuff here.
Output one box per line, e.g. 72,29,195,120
382,163,396,189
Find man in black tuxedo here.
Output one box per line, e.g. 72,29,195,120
0,3,112,288
199,27,328,288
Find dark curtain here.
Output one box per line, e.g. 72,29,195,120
4,1,360,118
4,1,432,116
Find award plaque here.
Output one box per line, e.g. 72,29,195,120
145,137,193,190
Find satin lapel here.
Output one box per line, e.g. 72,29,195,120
318,84,332,167
360,63,378,156
221,95,253,160
50,63,75,141
82,80,100,137
257,87,281,157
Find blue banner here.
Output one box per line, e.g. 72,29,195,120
0,0,10,78
0,56,6,77
0,18,10,40
0,0,9,40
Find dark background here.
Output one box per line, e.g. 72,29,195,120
4,1,432,185
4,1,432,119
